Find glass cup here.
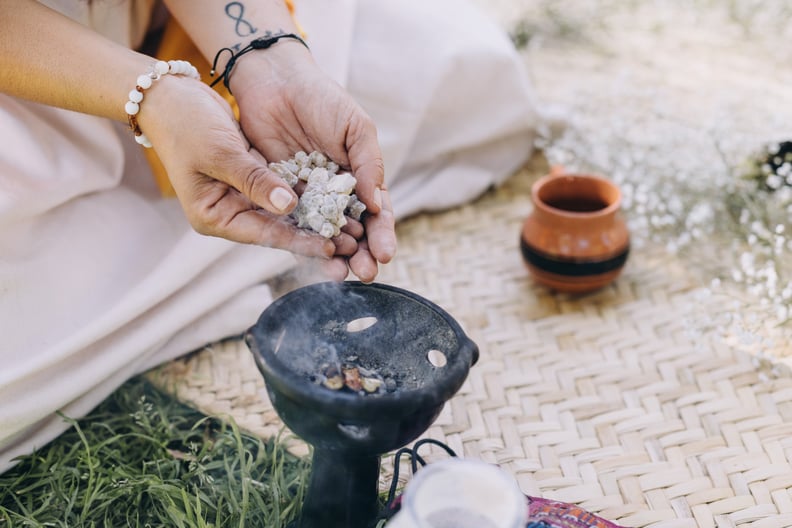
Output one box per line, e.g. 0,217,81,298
387,458,527,528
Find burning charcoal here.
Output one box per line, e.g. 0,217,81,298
343,367,363,392
316,359,391,395
361,377,383,393
322,365,344,390
323,375,344,390
356,366,385,393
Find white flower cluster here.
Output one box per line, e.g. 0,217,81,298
269,151,367,239
522,0,792,360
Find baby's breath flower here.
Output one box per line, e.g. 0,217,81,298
521,0,792,365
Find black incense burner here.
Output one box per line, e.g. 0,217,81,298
245,281,478,528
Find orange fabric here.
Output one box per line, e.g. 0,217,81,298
284,0,306,38
145,3,304,197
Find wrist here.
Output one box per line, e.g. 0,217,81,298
131,63,204,149
226,36,314,97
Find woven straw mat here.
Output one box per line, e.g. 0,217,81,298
147,154,792,528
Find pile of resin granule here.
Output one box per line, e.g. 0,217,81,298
269,151,366,238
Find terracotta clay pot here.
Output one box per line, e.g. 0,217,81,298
520,167,630,293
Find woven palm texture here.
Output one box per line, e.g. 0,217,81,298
148,153,792,528
148,2,792,527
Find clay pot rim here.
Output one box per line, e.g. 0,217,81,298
531,172,622,219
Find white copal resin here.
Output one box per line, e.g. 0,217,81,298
269,151,367,238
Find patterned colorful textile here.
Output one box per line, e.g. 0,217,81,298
526,496,624,528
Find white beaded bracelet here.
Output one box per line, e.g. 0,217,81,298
126,60,200,148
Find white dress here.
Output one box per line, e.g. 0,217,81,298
0,0,544,471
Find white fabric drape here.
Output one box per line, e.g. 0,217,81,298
0,0,545,471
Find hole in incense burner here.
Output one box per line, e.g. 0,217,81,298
427,349,447,368
346,316,378,332
338,423,371,440
273,329,286,355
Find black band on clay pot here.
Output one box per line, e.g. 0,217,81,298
520,237,630,277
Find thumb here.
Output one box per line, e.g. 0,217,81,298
211,149,298,215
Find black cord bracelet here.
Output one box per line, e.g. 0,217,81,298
210,32,309,93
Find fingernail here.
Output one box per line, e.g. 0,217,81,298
270,187,294,212
373,187,383,209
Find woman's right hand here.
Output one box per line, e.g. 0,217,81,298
137,73,358,264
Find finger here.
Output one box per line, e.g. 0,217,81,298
332,232,358,257
295,255,350,282
247,146,268,165
364,187,397,264
192,185,335,257
345,113,385,214
207,148,298,216
323,257,352,281
340,216,365,239
349,239,379,283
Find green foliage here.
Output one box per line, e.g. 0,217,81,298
0,377,309,528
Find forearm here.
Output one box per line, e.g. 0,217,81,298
0,0,153,121
163,0,312,92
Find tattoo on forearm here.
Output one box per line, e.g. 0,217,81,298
225,1,258,37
